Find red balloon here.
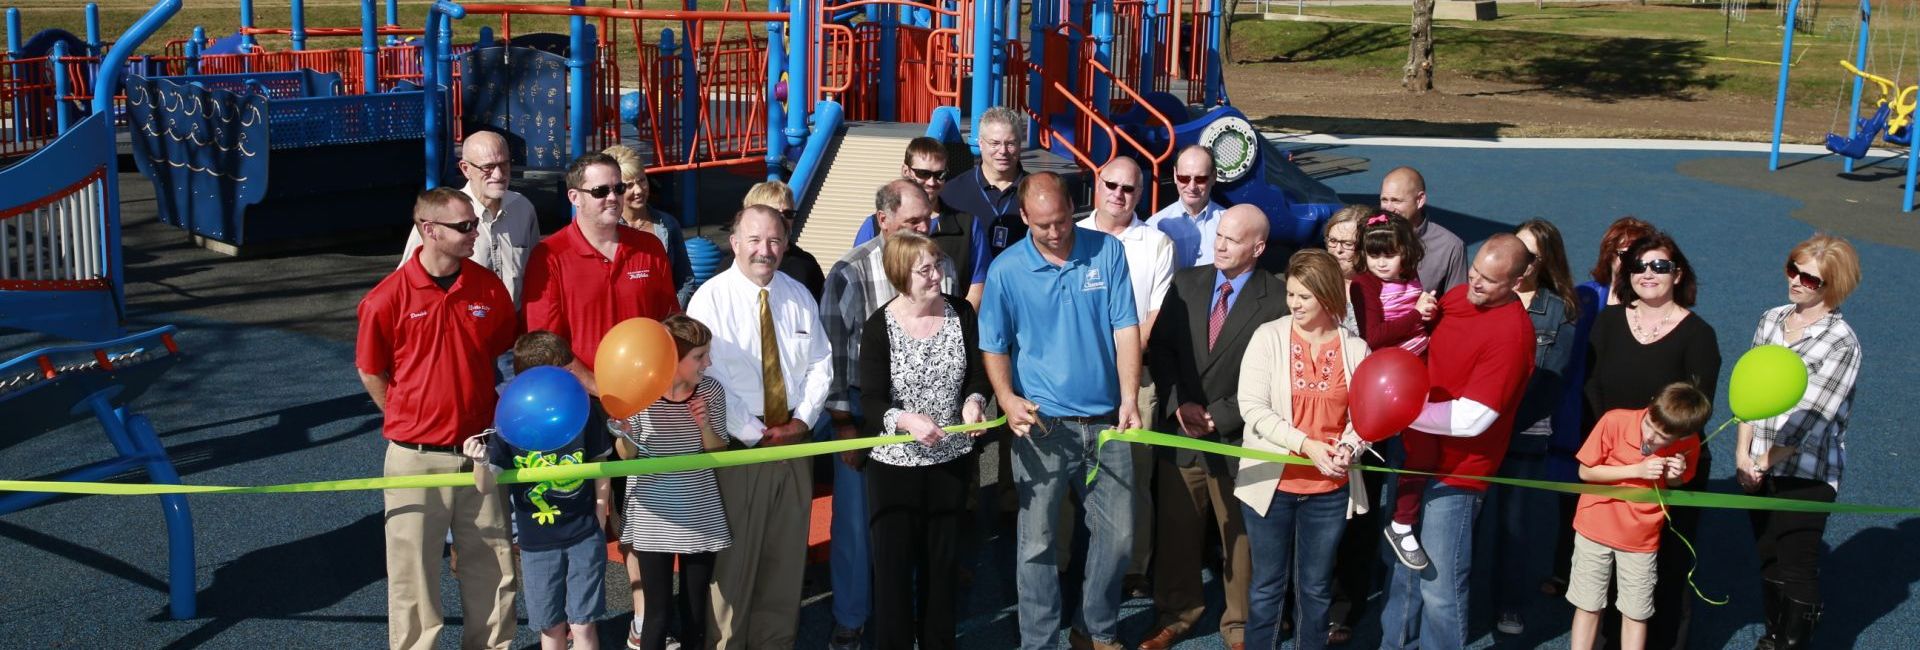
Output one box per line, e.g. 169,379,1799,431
1349,348,1431,443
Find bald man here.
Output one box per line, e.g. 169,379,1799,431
1148,145,1227,270
1378,166,1467,295
401,130,541,306
1139,204,1287,649
1378,234,1536,650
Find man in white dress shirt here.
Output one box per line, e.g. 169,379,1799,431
1075,156,1174,597
686,204,833,650
398,130,540,306
1146,145,1226,271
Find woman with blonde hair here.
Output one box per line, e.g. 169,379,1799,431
1235,248,1372,650
603,144,693,305
1738,234,1863,649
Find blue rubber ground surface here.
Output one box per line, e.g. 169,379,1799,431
2,142,1916,649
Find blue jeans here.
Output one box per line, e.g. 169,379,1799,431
1490,434,1556,617
1011,415,1134,649
827,390,871,630
1379,481,1485,650
1243,489,1348,650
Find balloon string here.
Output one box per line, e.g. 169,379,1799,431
1701,415,1743,446
1656,484,1731,606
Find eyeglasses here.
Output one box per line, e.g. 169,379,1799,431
1326,237,1356,251
1174,173,1211,185
779,208,799,222
1102,179,1137,195
1785,263,1825,290
421,218,481,234
907,167,947,181
462,159,509,176
1626,258,1676,275
577,182,630,199
980,139,1018,152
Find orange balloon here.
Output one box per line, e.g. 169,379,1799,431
595,317,678,420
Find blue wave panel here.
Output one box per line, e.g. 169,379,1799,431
124,74,271,244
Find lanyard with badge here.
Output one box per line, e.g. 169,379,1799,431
979,169,1020,249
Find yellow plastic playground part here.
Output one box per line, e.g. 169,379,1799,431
1840,60,1920,131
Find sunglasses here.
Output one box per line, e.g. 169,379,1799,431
1627,258,1676,275
1102,179,1138,195
780,208,799,222
1174,173,1211,185
577,182,630,199
1785,263,1825,290
907,167,947,181
422,218,481,234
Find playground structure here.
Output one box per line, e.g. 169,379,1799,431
1770,0,1920,211
0,0,194,620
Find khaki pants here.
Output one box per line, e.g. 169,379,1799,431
709,457,813,649
1152,456,1252,644
383,443,517,650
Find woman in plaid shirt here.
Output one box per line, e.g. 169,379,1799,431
1736,234,1863,650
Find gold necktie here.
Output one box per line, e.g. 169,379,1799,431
758,288,791,427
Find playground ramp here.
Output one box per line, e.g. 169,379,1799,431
792,120,1085,275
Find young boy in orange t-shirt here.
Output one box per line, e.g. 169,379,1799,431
1567,383,1709,650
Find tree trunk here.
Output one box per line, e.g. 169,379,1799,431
1224,0,1243,64
1404,0,1435,93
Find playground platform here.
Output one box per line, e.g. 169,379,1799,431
1,133,1916,649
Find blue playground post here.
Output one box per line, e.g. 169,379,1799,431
423,0,467,189
361,0,378,93
388,0,400,27
188,26,205,74
678,5,699,221
568,0,589,161
765,0,789,179
1206,0,1223,104
1141,0,1160,95
7,8,20,146
1092,0,1113,114
1769,0,1801,171
1843,0,1870,174
786,0,812,151
51,41,70,133
1029,0,1046,149
291,0,307,51
85,4,101,55
478,25,494,48
240,0,256,50
879,3,898,121
970,0,993,152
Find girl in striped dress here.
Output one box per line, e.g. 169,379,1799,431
614,314,732,650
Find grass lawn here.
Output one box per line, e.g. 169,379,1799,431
1231,2,1916,109
4,0,765,52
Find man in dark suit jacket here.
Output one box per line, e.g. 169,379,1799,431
1138,205,1290,650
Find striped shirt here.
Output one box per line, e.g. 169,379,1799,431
1745,305,1861,491
617,376,734,554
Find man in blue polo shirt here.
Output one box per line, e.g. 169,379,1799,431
980,172,1142,650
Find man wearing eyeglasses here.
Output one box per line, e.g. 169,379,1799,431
521,153,681,373
851,137,990,309
1147,145,1226,271
399,130,540,306
942,106,1029,260
1075,156,1173,601
358,188,520,650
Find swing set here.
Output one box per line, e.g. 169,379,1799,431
1770,0,1920,210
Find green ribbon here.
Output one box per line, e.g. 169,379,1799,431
0,417,1008,496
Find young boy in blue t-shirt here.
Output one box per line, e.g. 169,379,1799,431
464,330,612,650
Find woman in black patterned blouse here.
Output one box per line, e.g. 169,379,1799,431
858,232,990,650
1737,234,1863,649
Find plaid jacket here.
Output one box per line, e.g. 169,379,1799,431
1746,305,1861,490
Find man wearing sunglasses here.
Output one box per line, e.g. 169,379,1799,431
522,153,681,373
359,188,520,650
1147,145,1227,271
851,137,990,309
1076,156,1174,600
942,106,1029,260
398,130,540,306
1379,166,1468,294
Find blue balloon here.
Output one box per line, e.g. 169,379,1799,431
494,366,590,453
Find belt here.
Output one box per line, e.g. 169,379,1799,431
1043,412,1116,424
392,440,462,454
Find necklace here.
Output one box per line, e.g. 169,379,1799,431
1784,309,1822,332
1630,304,1678,342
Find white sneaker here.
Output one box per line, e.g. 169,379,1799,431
1496,612,1524,635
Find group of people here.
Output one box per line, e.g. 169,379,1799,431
354,108,1865,650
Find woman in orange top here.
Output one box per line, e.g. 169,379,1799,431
1234,249,1373,650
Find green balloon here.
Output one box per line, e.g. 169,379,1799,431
1727,344,1809,421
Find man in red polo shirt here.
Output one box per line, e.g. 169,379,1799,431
1378,233,1536,650
356,188,519,650
521,152,680,371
